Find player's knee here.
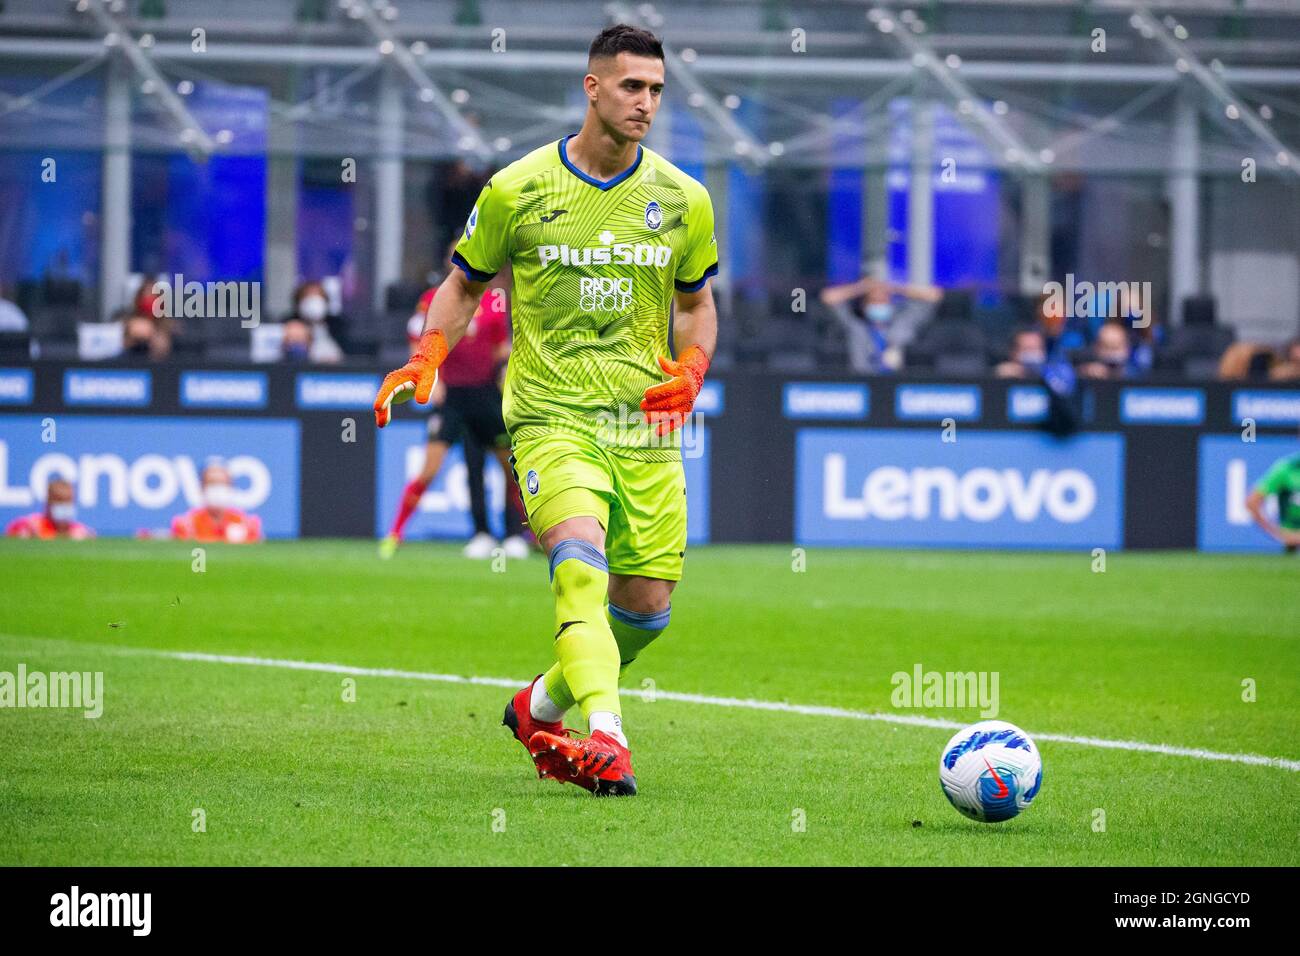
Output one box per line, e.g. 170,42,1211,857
549,538,608,616
539,514,604,554
609,601,671,632
609,577,674,617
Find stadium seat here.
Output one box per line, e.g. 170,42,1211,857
172,336,206,360
1182,354,1223,381
905,319,988,375
761,315,818,371
934,290,975,324
18,278,85,347
1181,295,1217,327
0,332,32,361
342,321,380,358
77,322,123,361
206,344,255,364
379,343,412,367
935,352,989,377
812,306,851,370
1156,296,1235,378
385,280,427,317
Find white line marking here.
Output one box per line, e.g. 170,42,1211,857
6,636,1299,772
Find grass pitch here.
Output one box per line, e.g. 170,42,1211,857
0,538,1296,866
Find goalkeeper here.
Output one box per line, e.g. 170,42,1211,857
373,24,717,797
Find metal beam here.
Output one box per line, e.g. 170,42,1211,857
1130,3,1299,177
4,37,1300,87
341,0,491,162
863,162,889,277
1019,174,1050,297
907,94,935,287
606,2,769,167
373,63,405,314
869,5,1044,174
101,54,131,322
1168,84,1202,321
263,71,299,321
77,0,215,154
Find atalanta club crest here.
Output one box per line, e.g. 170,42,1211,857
526,470,539,495
644,200,662,230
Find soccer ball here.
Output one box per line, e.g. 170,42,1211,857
939,720,1043,823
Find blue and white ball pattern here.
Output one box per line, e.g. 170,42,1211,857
939,720,1043,823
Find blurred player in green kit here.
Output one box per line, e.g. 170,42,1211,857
1246,444,1300,553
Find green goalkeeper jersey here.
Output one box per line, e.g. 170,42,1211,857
452,135,718,462
1255,453,1300,530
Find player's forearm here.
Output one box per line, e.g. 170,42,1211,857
422,269,485,351
819,278,873,306
894,280,943,302
1246,493,1283,541
672,297,717,362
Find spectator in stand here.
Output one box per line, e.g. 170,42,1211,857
279,317,314,363
1035,291,1090,359
0,285,29,333
282,281,344,363
1270,338,1300,382
121,274,175,360
1077,321,1136,380
995,327,1048,379
819,274,943,372
1122,299,1162,377
170,460,263,544
1218,342,1276,381
5,477,94,539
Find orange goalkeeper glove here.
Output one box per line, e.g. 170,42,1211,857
640,345,710,437
373,329,449,428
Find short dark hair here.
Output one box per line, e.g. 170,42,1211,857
588,24,664,65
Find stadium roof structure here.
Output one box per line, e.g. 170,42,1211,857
0,0,1298,178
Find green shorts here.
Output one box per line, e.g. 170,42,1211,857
509,431,688,581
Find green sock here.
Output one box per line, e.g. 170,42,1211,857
607,602,670,679
550,552,620,720
542,601,670,709
542,662,575,713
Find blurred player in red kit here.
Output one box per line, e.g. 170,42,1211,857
379,248,529,560
5,477,94,539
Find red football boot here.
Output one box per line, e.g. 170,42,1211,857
502,677,572,781
527,729,637,797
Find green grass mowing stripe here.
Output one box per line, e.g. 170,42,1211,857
6,633,1297,773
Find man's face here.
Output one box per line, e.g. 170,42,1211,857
586,53,664,142
1096,326,1129,364
203,467,234,513
1014,332,1046,366
46,481,74,526
282,320,311,349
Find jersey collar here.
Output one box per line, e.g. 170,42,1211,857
558,133,643,191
